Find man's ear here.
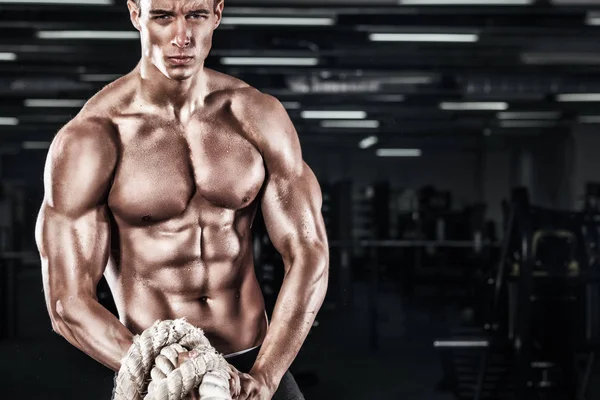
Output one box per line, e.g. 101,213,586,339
127,0,142,31
213,0,224,30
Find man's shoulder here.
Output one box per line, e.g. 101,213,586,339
59,73,134,137
82,73,135,118
207,69,282,114
55,77,128,151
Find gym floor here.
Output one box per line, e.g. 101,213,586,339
4,266,600,399
3,265,455,400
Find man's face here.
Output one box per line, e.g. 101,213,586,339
128,0,223,81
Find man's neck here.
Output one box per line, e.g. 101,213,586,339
136,60,208,122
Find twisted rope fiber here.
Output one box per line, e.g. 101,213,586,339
113,319,232,400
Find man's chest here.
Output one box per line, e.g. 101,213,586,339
107,115,266,225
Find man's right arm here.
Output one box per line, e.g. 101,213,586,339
35,116,134,372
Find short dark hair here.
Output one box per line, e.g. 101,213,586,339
132,0,220,11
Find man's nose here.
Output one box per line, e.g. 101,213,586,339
172,19,191,48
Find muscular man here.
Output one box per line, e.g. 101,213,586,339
34,0,329,399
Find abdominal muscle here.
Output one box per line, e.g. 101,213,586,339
104,224,269,356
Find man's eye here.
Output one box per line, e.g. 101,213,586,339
154,15,170,20
189,13,206,19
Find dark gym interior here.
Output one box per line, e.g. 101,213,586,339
3,0,600,399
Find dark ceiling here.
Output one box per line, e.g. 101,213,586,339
2,0,600,150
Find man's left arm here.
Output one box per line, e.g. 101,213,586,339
244,93,330,397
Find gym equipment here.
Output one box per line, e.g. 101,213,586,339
435,191,600,400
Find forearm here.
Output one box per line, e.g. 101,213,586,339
250,252,328,391
52,296,134,372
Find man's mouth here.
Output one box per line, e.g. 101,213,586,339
168,56,194,65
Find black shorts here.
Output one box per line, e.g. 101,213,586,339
112,346,305,400
226,346,305,400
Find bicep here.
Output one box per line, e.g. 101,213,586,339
37,118,117,308
260,162,327,262
246,93,327,260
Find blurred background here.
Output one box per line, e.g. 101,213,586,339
3,0,600,399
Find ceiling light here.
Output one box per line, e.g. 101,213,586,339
553,0,600,5
221,17,335,26
441,102,508,111
587,12,600,25
433,340,489,348
578,115,600,123
0,117,19,126
301,111,367,120
497,111,560,120
400,0,531,4
80,74,121,82
0,0,111,3
320,120,380,129
376,148,422,157
385,76,435,85
359,136,379,149
25,99,86,108
499,120,556,128
281,102,301,110
221,57,318,66
0,52,17,61
37,31,139,40
557,93,600,102
22,141,51,150
369,94,406,102
369,33,478,43
522,52,600,65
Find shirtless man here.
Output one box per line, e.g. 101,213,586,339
34,0,329,399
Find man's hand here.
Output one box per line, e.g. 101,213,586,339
228,365,275,400
177,351,201,400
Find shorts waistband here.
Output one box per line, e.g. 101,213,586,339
224,345,260,359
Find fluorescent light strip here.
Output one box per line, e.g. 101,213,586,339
400,0,531,4
521,52,600,65
433,340,489,348
370,94,406,102
441,102,508,111
588,18,600,26
578,115,600,124
321,120,380,129
0,117,19,126
221,57,318,66
385,76,434,85
0,52,17,61
376,148,422,157
37,31,139,40
282,101,301,110
80,74,121,82
359,136,379,149
0,0,112,3
25,99,86,108
499,120,556,128
497,111,560,120
301,111,367,120
22,141,51,150
369,33,478,43
221,17,335,26
557,93,600,102
587,12,600,25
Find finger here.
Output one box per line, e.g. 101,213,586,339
177,350,199,367
230,375,241,399
238,375,255,400
228,366,241,398
177,352,189,367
